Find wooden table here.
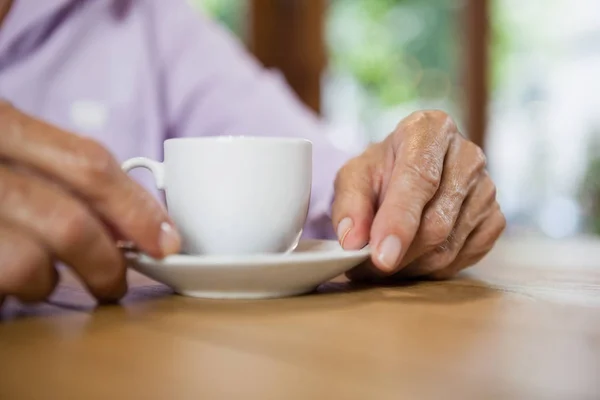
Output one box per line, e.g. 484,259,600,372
1,237,600,400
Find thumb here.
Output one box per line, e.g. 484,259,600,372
331,161,376,250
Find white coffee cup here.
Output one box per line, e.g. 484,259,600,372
122,137,312,256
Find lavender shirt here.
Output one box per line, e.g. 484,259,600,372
0,0,352,239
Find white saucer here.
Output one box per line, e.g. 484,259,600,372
126,240,370,299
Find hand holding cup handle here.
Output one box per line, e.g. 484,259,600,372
0,103,180,304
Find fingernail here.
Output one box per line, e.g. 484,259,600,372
337,217,353,248
377,235,402,272
159,222,181,256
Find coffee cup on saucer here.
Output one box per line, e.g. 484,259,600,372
122,137,371,300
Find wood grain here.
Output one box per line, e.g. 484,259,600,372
1,237,600,400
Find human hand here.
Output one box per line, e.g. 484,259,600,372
332,110,505,280
0,102,181,304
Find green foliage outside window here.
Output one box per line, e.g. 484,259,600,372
193,0,511,111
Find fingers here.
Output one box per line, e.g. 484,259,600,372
428,205,506,280
0,220,58,302
0,166,127,301
370,111,456,272
400,139,487,267
400,171,496,277
0,103,180,258
331,151,379,250
347,176,504,283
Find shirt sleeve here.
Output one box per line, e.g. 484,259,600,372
149,0,352,239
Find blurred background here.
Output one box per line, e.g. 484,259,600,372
192,0,600,240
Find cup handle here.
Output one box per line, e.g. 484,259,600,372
121,157,165,190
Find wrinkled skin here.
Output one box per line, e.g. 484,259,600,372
0,102,181,305
332,110,506,281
